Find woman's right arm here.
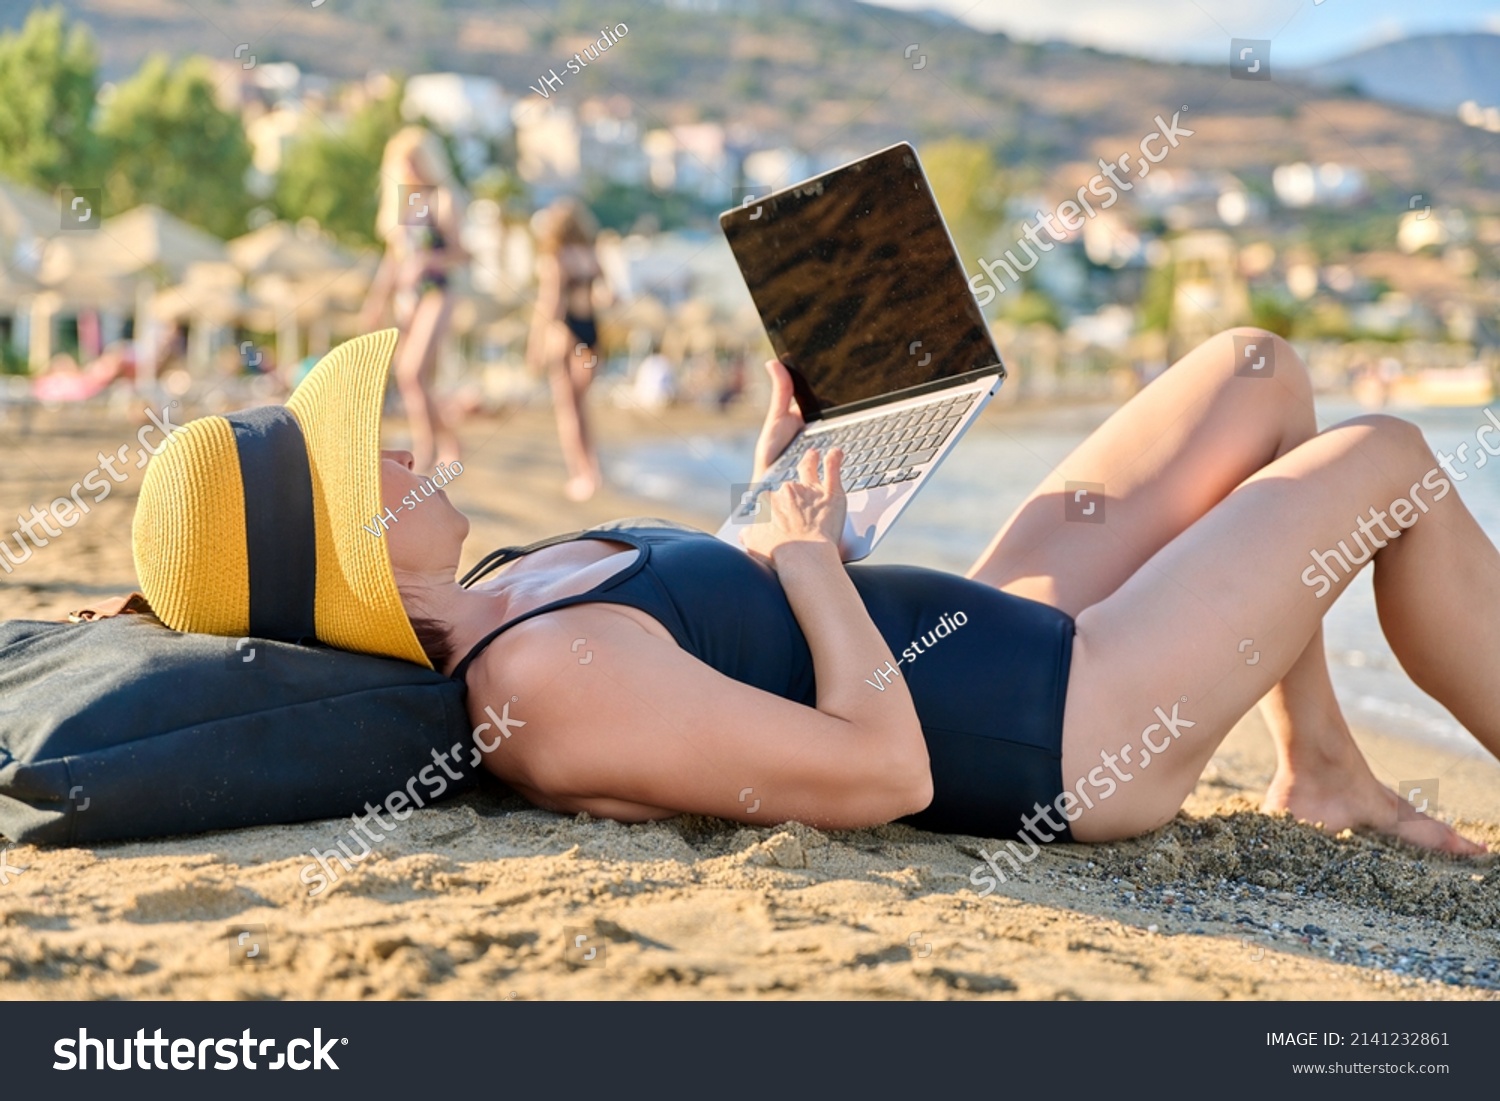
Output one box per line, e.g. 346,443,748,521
471,602,932,830
359,244,398,329
525,254,563,369
469,450,933,830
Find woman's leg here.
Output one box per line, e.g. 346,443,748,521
968,329,1367,815
422,300,461,469
394,291,454,471
1059,413,1497,853
549,328,601,500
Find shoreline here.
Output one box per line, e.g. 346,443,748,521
2,403,1498,1000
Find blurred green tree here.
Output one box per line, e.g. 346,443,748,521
274,86,405,247
1249,289,1298,338
1001,287,1064,329
0,8,101,191
1136,257,1175,334
97,55,252,239
921,138,1010,272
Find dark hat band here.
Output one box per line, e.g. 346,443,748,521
226,406,318,642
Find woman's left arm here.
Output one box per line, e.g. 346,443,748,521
359,243,398,329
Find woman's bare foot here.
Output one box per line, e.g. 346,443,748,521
1263,763,1486,855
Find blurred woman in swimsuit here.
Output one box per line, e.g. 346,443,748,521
527,199,609,502
362,126,468,471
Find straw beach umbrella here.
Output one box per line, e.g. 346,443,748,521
38,205,229,382
0,262,39,306
230,221,373,375
151,261,260,376
228,219,357,279
0,177,58,257
51,204,229,281
0,178,58,368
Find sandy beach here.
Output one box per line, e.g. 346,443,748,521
2,398,1499,1000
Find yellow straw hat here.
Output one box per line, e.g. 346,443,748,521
131,329,431,668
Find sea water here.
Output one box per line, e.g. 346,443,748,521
609,400,1500,757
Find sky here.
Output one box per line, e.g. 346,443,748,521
863,0,1500,66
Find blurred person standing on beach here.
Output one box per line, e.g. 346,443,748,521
361,125,468,470
527,198,610,502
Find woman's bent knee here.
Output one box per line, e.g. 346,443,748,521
1332,413,1433,463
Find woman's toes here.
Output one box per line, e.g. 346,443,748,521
1260,773,1485,855
1401,814,1487,855
1390,804,1487,855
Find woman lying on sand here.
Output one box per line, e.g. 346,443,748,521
133,328,1498,856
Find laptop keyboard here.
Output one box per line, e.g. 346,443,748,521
734,390,979,517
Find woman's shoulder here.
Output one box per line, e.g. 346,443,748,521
461,598,674,707
588,516,706,536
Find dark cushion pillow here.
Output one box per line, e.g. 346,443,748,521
0,615,473,846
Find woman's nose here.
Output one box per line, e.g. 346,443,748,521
381,449,415,470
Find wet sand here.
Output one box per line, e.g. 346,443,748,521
2,399,1498,999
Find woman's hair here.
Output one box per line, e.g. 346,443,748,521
532,197,599,255
398,579,457,672
407,614,455,672
376,125,468,240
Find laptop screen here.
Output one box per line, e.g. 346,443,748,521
720,142,1003,419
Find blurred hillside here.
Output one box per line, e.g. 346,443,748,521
1,0,1497,211
4,1,1500,409
1302,33,1500,115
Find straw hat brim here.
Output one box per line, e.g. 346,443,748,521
132,328,431,668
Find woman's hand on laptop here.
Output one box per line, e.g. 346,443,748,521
751,359,804,483
740,447,848,567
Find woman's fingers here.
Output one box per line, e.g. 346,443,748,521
764,359,797,416
798,446,822,485
790,447,846,492
823,447,844,492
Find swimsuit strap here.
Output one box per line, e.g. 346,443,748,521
449,530,646,685
458,529,589,589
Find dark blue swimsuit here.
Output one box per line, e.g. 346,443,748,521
450,519,1076,840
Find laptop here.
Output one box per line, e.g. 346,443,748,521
715,141,1007,561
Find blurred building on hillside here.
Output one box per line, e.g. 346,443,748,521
578,97,650,188
1272,162,1370,208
